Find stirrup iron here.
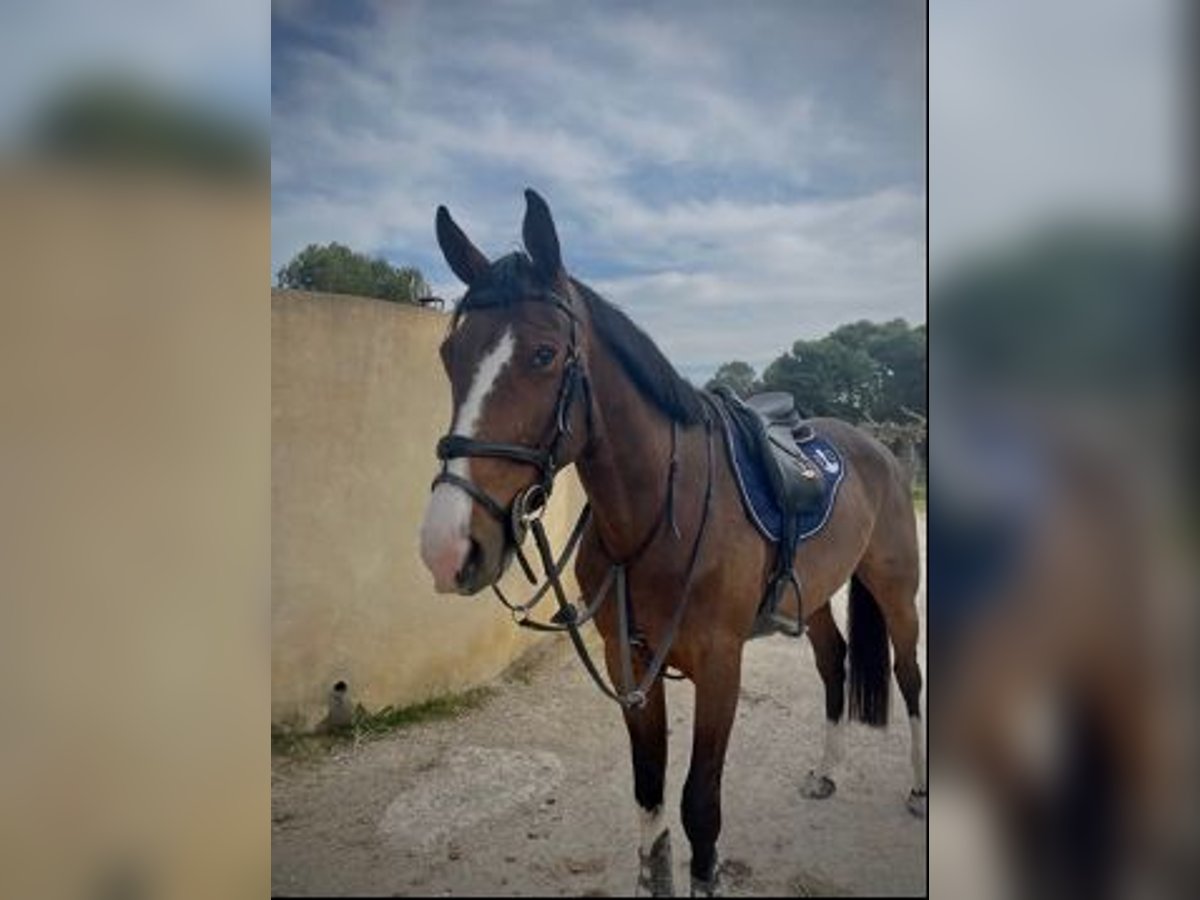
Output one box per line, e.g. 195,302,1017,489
769,572,804,636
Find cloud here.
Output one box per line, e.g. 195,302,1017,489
272,0,926,381
588,189,924,369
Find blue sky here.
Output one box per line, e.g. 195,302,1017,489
272,0,926,384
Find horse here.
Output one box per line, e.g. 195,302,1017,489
419,189,925,896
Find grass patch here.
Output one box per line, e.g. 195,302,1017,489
348,687,494,736
271,686,495,759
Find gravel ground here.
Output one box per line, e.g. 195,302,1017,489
272,519,926,897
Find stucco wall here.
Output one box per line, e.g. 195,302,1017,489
272,289,582,729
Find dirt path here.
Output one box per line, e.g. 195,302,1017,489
272,520,926,897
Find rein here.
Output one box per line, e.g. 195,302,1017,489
431,286,715,709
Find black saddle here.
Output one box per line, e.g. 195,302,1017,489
710,387,824,636
743,392,822,506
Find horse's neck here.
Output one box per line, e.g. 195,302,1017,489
575,346,676,562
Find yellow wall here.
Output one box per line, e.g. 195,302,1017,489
271,289,582,729
2,166,270,898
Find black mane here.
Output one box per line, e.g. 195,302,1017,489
450,253,704,426
571,278,705,426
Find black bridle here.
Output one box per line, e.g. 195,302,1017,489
430,284,715,709
431,287,588,581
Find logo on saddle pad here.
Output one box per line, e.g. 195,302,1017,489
811,447,840,474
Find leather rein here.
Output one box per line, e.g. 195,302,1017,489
431,286,715,709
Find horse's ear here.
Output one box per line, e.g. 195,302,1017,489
436,205,490,286
522,188,562,278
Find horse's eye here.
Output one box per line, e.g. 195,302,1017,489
531,344,557,369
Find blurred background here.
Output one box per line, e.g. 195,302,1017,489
0,0,1192,897
928,0,1195,897
0,2,269,898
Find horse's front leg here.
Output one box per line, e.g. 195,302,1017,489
682,648,741,897
607,647,673,896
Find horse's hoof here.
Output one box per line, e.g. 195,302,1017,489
690,872,721,897
637,830,675,897
906,789,927,818
801,770,837,800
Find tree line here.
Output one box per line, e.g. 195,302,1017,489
276,242,432,305
707,319,925,422
706,319,927,480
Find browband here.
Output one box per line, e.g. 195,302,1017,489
454,288,578,322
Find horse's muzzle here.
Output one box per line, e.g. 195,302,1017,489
454,537,486,593
451,523,514,596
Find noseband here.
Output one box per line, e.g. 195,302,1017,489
431,288,590,578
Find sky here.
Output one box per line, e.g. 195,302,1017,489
272,0,926,384
0,0,268,139
929,0,1180,273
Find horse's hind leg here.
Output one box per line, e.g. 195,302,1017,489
887,586,927,817
896,642,927,818
800,603,847,800
858,562,927,817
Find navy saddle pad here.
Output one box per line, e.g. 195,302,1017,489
720,420,847,544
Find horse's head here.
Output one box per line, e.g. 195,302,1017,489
419,190,592,594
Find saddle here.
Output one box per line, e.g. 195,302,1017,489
710,387,825,636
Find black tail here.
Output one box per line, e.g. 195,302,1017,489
848,574,890,727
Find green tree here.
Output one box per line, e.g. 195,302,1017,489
825,319,926,421
705,361,759,398
870,322,926,421
736,318,925,424
762,337,882,421
276,242,430,304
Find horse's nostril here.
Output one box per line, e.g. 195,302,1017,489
457,538,483,587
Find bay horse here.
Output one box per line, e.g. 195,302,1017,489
419,190,925,896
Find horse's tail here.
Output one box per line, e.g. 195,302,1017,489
847,574,890,727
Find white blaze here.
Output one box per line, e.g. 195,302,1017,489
420,328,515,592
